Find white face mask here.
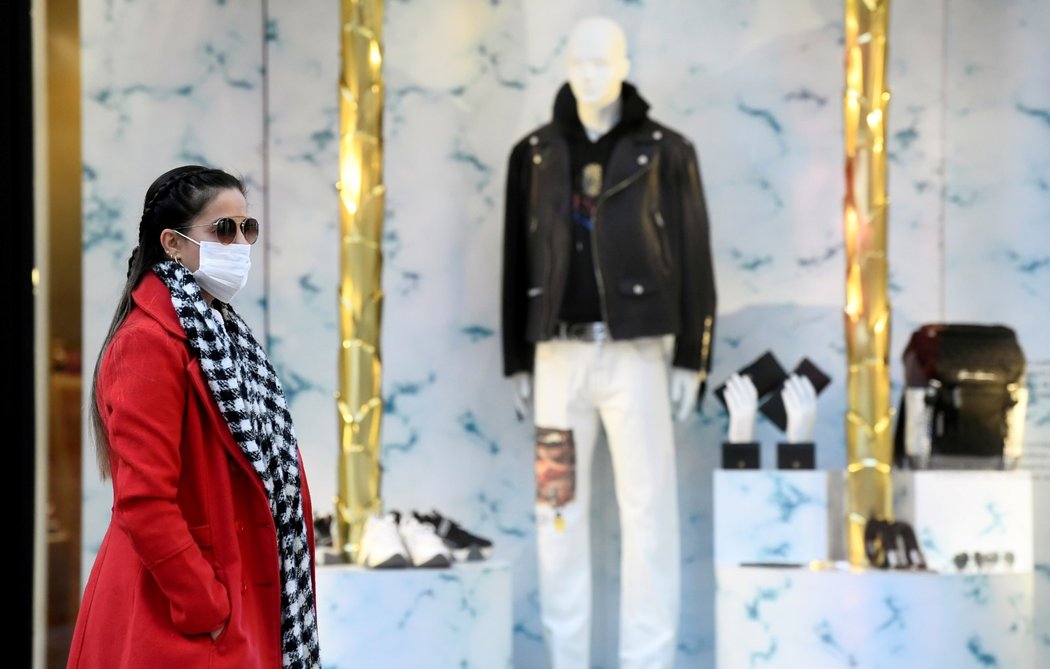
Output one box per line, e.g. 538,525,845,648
176,232,251,303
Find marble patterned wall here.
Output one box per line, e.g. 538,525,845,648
78,0,342,593
79,1,1049,667
80,0,270,584
942,1,1049,360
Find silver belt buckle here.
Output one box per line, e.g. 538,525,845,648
590,322,609,342
556,321,609,342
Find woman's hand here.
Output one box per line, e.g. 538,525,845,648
209,622,226,642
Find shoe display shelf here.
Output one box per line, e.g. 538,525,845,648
713,469,1039,668
316,560,513,669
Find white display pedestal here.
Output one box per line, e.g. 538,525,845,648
316,561,512,669
716,566,1035,668
714,470,845,565
895,470,1034,572
714,470,1038,668
1032,471,1050,666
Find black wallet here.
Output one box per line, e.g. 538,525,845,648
722,442,760,469
759,358,832,431
777,442,815,469
714,352,789,408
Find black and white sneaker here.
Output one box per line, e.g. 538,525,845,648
394,510,452,568
356,512,410,569
415,510,494,562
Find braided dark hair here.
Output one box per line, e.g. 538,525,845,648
91,165,248,478
126,165,245,278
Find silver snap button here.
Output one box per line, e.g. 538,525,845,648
529,135,539,146
533,154,542,165
637,154,649,165
633,284,644,295
653,130,663,140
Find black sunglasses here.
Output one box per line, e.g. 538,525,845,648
178,216,260,245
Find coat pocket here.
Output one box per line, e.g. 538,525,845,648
535,427,576,508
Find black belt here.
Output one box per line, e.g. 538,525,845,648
554,321,609,342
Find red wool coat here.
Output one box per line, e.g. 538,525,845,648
67,273,317,669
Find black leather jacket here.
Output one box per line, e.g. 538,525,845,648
502,84,717,388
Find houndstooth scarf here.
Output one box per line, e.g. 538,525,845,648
153,261,320,669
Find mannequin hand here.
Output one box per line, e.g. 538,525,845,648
1004,387,1028,459
782,374,817,443
724,373,758,442
902,388,933,459
511,371,532,420
670,367,701,422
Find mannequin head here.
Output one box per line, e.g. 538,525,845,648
566,16,630,109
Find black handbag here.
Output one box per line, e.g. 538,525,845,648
893,323,1025,467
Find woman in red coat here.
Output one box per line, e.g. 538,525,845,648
68,165,321,669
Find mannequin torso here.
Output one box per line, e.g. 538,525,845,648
510,16,701,421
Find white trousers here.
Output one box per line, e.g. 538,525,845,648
534,337,680,669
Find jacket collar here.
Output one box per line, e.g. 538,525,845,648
131,271,189,340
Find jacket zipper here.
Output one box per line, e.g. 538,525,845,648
589,208,611,328
543,230,554,334
653,210,672,272
599,163,651,203
699,315,714,379
591,163,654,329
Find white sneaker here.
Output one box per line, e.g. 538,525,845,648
355,512,410,569
397,511,452,568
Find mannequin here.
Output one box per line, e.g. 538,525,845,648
501,16,717,669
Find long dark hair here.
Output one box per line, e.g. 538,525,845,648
89,165,247,478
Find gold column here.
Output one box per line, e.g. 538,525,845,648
843,0,893,565
336,0,385,563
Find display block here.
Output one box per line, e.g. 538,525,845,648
1032,472,1050,667
894,470,1034,573
716,566,1036,669
316,561,512,669
714,470,845,565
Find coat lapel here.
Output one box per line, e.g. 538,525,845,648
600,133,656,202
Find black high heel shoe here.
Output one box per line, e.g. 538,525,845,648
892,521,927,570
864,518,892,568
864,518,927,570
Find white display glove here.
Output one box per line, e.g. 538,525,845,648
1004,386,1028,462
902,388,933,463
511,371,532,420
724,373,758,443
782,374,817,443
669,367,701,422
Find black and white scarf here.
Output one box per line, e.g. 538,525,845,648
153,261,320,669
